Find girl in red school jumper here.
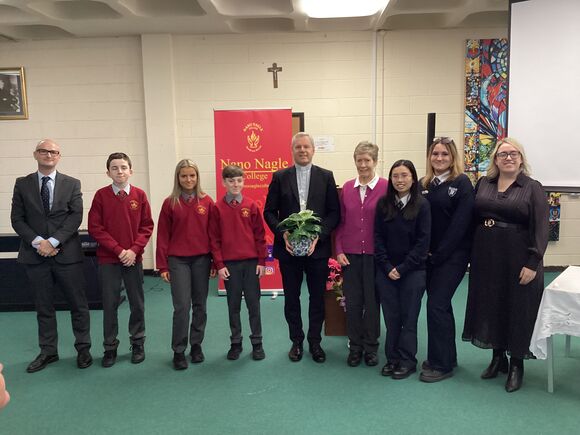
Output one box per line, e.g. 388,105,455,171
156,159,216,370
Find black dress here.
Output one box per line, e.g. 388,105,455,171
462,173,549,359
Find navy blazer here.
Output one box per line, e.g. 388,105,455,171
11,171,84,265
264,164,340,260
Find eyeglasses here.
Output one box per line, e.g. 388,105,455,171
36,149,60,156
496,151,520,160
432,137,454,145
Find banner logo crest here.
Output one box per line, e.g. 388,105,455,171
243,122,264,153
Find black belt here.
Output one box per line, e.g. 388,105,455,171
481,218,524,230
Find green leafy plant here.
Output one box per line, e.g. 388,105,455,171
277,210,322,243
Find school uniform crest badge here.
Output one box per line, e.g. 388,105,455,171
196,205,207,215
448,187,458,197
129,200,139,210
241,208,251,218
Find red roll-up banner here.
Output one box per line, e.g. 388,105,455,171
214,108,293,295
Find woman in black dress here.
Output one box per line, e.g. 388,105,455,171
420,137,474,383
462,138,549,392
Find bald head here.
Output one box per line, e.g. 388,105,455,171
34,138,61,174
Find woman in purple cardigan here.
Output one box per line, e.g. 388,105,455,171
335,141,388,367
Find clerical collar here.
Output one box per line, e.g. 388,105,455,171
396,193,411,207
295,163,312,172
226,193,243,204
354,174,379,189
112,184,131,195
433,171,451,184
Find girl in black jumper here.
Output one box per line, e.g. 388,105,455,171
375,160,430,380
419,137,474,383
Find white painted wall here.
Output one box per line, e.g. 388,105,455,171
0,29,578,267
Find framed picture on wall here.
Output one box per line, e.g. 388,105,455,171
0,67,29,120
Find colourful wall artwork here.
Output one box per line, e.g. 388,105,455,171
464,38,560,241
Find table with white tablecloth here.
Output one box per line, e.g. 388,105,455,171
530,265,580,392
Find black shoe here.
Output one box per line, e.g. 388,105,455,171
364,352,378,367
77,350,93,369
131,344,145,364
420,368,453,383
252,343,265,361
227,343,243,360
381,362,398,377
173,352,187,370
347,350,363,367
481,355,508,379
505,364,524,393
190,344,205,363
102,349,117,368
392,365,417,380
27,354,59,373
422,359,457,371
309,343,326,363
288,342,303,362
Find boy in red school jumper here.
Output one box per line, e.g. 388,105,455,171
88,152,154,368
210,165,267,361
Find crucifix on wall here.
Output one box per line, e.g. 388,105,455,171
267,62,283,88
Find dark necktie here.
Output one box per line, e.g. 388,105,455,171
41,176,50,214
231,199,239,206
431,177,441,187
396,200,404,210
118,190,127,200
186,195,194,204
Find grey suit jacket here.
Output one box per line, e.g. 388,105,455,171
11,171,84,264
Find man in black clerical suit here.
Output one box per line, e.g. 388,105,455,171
264,132,340,363
11,139,92,373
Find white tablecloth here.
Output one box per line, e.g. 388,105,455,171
530,266,580,359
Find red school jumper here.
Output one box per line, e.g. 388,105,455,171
88,185,154,264
156,195,215,274
209,196,267,270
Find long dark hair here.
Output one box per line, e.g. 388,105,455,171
379,159,422,221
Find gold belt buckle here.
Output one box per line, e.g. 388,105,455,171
484,218,495,227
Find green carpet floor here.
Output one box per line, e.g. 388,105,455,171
0,272,578,434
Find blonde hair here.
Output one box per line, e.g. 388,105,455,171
486,137,531,179
169,159,205,207
422,137,464,189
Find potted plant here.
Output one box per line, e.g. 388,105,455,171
277,210,321,256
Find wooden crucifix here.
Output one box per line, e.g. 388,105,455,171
267,62,283,88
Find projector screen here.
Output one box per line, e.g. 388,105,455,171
508,0,580,190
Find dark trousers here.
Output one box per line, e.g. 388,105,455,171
279,256,328,345
168,255,211,353
100,263,145,351
224,259,262,345
343,254,380,353
426,250,469,372
26,259,91,355
377,269,425,367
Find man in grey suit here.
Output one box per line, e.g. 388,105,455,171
11,139,92,373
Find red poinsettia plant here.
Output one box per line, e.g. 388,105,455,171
327,258,346,312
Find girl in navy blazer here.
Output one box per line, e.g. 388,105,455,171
375,160,430,380
419,137,474,383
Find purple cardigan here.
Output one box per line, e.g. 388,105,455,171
335,177,388,255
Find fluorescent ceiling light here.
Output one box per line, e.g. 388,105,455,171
300,0,389,18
